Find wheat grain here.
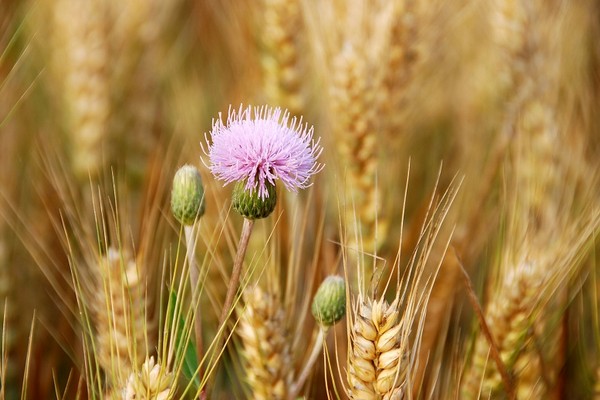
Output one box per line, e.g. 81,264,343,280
347,295,407,400
124,356,174,400
238,286,294,400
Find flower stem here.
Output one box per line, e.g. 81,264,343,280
184,225,205,394
217,218,255,335
289,327,327,399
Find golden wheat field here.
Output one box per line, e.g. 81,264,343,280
0,0,599,399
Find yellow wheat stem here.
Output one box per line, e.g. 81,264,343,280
238,286,294,400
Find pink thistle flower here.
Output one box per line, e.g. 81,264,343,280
204,105,323,199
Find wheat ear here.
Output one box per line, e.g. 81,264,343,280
347,295,407,400
380,1,418,143
122,356,174,400
108,0,165,185
461,1,568,397
260,0,304,115
330,42,383,260
93,247,155,388
238,286,294,400
52,0,111,182
461,260,544,399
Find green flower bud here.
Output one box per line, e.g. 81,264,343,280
311,275,346,327
171,165,205,225
232,180,277,220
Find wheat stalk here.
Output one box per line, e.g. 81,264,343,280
238,286,294,400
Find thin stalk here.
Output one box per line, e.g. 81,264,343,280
289,327,327,399
184,225,204,372
217,218,255,334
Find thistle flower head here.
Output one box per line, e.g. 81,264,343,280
204,105,323,199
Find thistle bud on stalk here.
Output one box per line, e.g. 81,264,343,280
170,165,205,225
312,275,346,327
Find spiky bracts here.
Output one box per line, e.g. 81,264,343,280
238,287,294,400
92,248,155,388
260,0,305,116
347,296,407,400
124,356,174,400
